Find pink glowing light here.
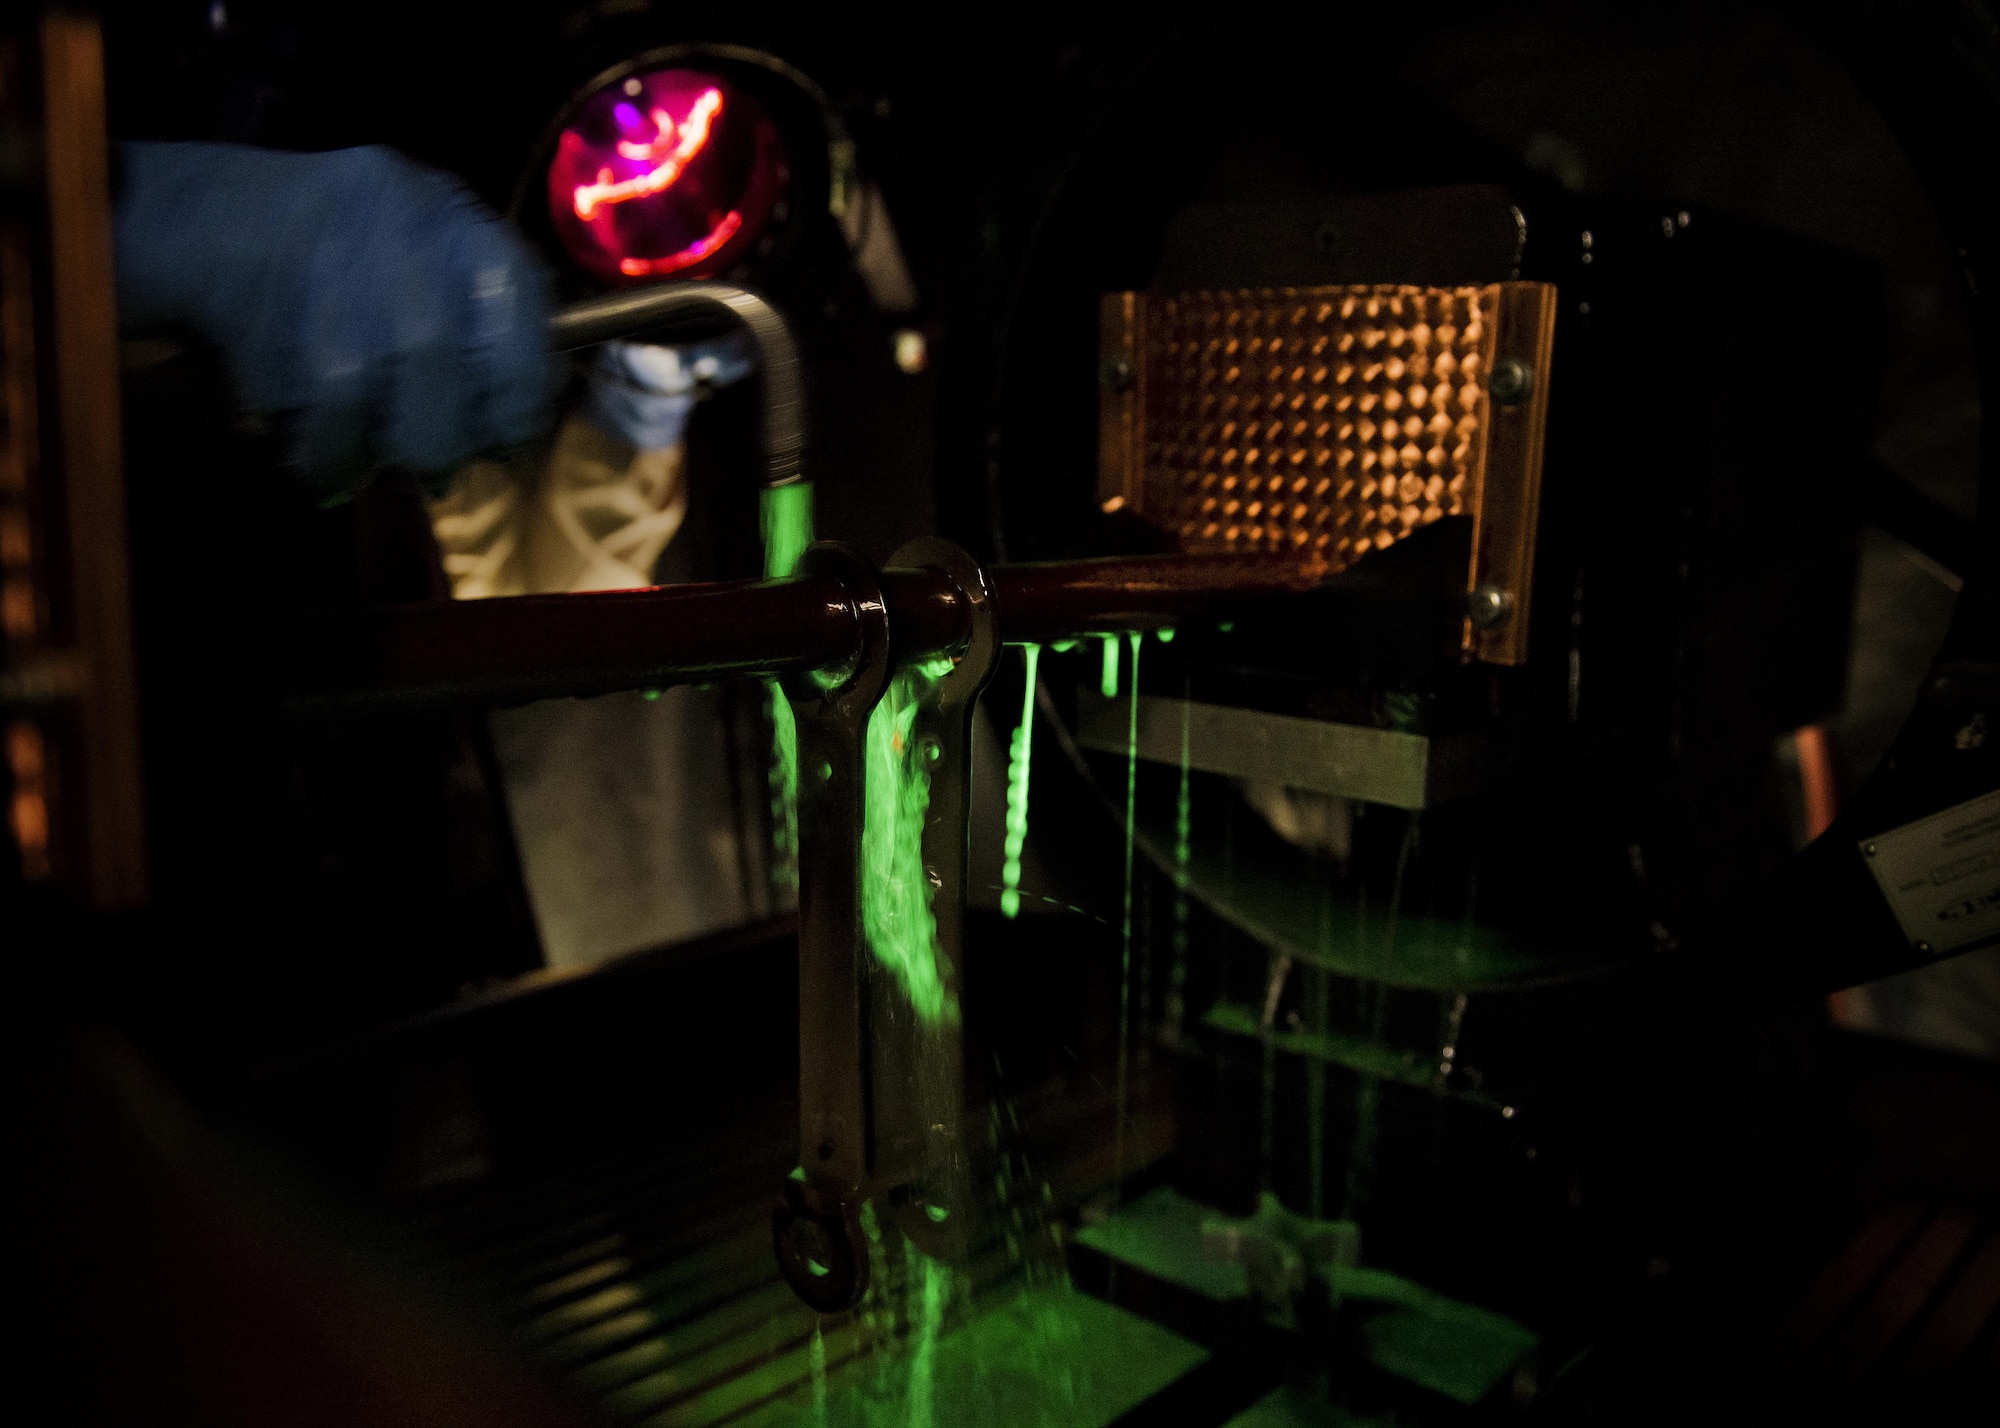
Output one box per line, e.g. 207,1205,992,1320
547,67,789,286
617,209,743,277
572,88,722,221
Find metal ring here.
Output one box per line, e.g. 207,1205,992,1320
772,1178,869,1312
781,542,892,717
888,537,1002,703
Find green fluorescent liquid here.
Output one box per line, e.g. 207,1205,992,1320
762,481,817,580
1112,633,1142,1206
1100,635,1119,699
904,1246,951,1428
810,1322,830,1428
1167,690,1192,1041
861,659,960,1025
761,483,816,899
1000,644,1041,920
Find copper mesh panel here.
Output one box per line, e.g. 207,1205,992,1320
1134,285,1499,562
1100,282,1556,664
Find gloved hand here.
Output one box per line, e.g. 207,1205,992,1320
115,141,563,499
581,333,757,451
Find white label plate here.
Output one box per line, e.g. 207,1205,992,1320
1862,787,2000,953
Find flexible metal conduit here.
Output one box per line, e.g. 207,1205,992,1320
547,281,806,488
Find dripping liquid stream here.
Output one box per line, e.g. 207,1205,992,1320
1113,633,1142,1216
1001,644,1041,919
760,482,814,899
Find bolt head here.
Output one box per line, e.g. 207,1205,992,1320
1489,356,1533,405
1467,583,1514,629
1100,352,1136,393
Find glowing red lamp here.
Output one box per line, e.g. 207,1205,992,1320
547,67,788,284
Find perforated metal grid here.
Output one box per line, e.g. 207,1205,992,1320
1099,282,1557,664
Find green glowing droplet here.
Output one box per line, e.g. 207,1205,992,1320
925,1203,949,1223
1100,634,1119,699
805,1258,830,1277
641,688,661,701
818,758,833,782
1050,638,1079,652
767,690,800,897
1001,644,1042,920
1155,626,1176,643
760,482,815,902
1217,620,1235,634
861,664,957,1024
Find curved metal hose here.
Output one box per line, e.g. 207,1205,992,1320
547,281,806,488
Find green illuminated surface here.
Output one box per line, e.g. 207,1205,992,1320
1099,636,1119,699
1077,1188,1536,1409
740,1285,1207,1428
1201,1004,1437,1091
761,482,816,898
1123,801,1553,991
1225,1388,1386,1428
1336,1268,1537,1406
1073,1187,1248,1301
1000,644,1041,920
862,661,959,1024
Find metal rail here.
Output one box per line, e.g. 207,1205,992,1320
275,551,1328,719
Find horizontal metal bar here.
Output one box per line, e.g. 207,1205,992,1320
277,577,859,720
988,553,1324,646
274,554,1327,720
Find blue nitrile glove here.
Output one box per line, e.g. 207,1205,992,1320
582,333,757,451
114,141,563,499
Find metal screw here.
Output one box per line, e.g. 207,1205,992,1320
1100,352,1135,393
1489,356,1533,405
1467,583,1514,629
1863,843,1877,857
1916,940,1933,955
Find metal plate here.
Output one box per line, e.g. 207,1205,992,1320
1073,692,1501,811
1861,788,2000,954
